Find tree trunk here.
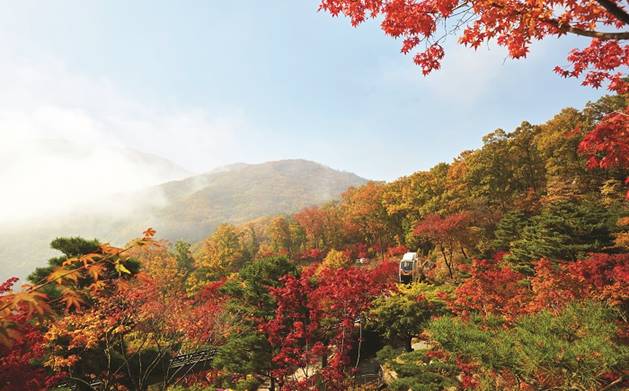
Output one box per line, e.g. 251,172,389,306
460,244,468,259
440,245,454,279
355,317,363,368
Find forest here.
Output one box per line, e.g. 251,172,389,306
2,0,629,389
1,90,627,390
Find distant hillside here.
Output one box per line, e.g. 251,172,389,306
0,159,367,280
144,159,367,241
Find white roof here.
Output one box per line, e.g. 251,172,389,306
402,252,417,261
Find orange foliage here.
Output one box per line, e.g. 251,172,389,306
452,253,629,321
0,229,157,347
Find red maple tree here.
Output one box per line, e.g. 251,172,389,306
577,105,629,198
264,261,396,390
528,253,629,312
0,278,61,391
319,0,628,93
414,212,472,278
451,253,629,322
451,258,530,321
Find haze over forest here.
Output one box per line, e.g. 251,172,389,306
0,157,366,280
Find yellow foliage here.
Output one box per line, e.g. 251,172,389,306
614,216,629,249
319,249,351,272
197,224,245,278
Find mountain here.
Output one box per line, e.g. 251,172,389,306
0,159,367,281
142,159,367,241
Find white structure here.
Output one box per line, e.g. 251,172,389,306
399,252,419,283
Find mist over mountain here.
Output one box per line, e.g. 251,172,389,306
0,159,366,280
0,138,193,223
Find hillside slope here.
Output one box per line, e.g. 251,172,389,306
0,159,367,280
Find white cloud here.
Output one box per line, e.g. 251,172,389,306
379,41,510,103
422,44,510,102
0,52,245,223
378,35,565,104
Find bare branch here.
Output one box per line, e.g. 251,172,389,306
595,0,629,25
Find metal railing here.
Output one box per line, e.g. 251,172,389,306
53,348,218,390
168,348,217,369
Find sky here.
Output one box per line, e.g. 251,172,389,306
0,0,609,220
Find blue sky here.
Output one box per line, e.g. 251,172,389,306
0,0,606,182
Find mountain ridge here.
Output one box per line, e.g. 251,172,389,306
143,159,367,241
